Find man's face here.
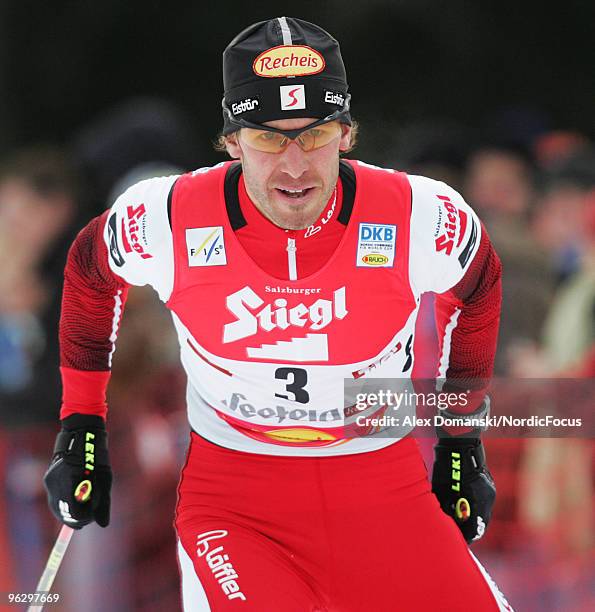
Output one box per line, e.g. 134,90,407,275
226,118,352,230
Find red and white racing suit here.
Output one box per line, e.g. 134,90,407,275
58,160,511,610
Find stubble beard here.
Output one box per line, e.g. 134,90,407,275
242,157,339,231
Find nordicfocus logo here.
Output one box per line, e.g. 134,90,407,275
324,90,345,106
196,530,246,602
231,98,259,115
253,45,325,78
280,84,306,111
223,286,347,343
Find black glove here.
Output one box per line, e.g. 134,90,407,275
43,414,112,529
431,437,496,544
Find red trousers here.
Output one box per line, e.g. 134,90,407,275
175,433,512,611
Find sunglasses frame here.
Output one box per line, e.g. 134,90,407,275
221,94,351,141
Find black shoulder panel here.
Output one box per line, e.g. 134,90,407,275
224,162,247,230
166,178,179,230
338,160,356,225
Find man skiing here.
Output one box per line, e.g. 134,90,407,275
44,17,512,611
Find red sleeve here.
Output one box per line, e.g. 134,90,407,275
59,210,129,419
434,222,502,413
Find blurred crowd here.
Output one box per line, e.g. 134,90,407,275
0,99,593,610
403,120,595,610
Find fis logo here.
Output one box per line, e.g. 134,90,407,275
357,223,397,267
280,84,306,110
185,226,227,267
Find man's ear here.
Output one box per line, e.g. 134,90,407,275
225,133,242,159
338,124,352,152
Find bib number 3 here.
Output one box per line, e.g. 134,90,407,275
274,367,310,404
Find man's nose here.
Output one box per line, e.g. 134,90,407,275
278,141,309,179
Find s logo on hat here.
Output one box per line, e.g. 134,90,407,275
280,85,306,111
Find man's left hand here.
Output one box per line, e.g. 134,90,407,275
431,437,496,544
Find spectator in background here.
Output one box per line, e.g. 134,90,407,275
512,148,595,375
464,146,534,222
64,102,193,611
385,118,471,191
464,144,555,374
72,97,201,218
486,147,595,608
0,147,78,425
517,187,594,599
483,143,594,563
532,148,595,285
0,103,196,611
533,129,590,173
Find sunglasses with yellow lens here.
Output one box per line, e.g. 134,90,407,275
240,120,343,153
222,93,351,154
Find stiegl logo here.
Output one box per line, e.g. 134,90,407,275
435,195,467,256
196,530,246,602
223,286,347,343
124,204,152,259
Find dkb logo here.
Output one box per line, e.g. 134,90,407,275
359,224,396,242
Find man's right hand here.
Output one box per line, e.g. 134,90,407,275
43,414,112,529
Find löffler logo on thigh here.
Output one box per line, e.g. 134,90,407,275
196,530,247,602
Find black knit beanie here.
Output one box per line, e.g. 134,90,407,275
222,17,351,134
